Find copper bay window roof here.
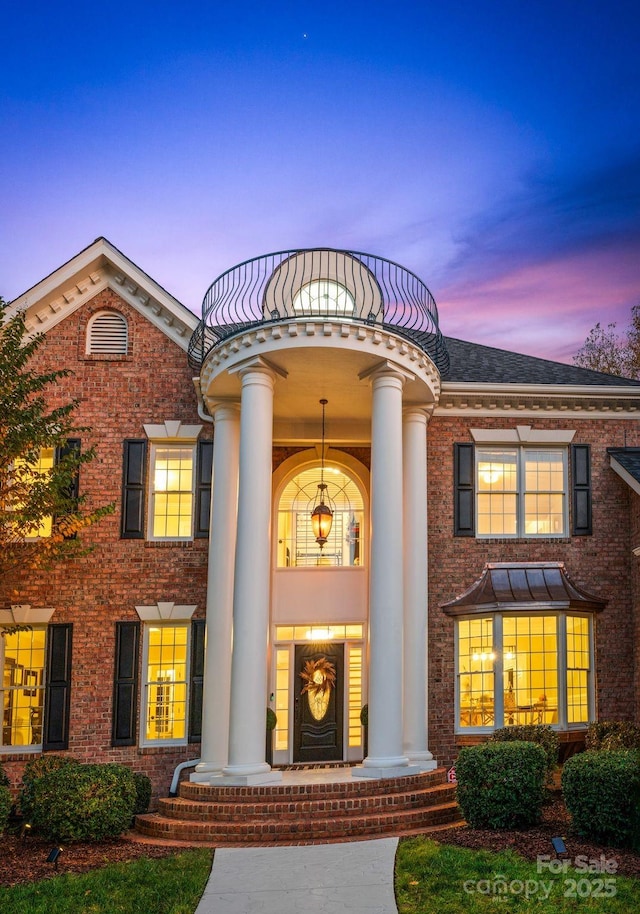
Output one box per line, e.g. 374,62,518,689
441,562,607,616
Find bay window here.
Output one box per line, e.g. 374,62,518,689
456,612,593,732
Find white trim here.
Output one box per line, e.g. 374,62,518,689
0,605,55,625
609,456,640,498
7,237,198,352
139,620,192,747
146,441,197,542
471,426,576,444
135,602,197,621
143,421,203,441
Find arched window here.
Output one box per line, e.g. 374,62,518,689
86,311,129,355
277,465,364,567
292,280,355,316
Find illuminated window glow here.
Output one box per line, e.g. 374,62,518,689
477,447,567,537
14,447,55,538
144,625,188,742
292,280,355,316
151,445,195,539
2,628,46,748
456,613,592,731
277,467,364,567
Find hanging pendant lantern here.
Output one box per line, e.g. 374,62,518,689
311,399,334,549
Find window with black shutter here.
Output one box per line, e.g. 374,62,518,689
121,439,147,538
194,440,213,538
189,619,206,742
112,622,140,746
43,623,73,751
571,444,592,536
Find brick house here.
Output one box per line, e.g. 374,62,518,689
2,238,640,801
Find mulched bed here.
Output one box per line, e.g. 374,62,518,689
436,798,640,879
0,834,182,888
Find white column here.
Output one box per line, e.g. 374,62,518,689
192,403,239,781
221,364,282,784
402,407,436,769
358,368,416,778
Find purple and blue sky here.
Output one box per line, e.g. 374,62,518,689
1,1,639,363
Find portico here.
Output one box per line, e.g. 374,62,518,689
191,249,445,784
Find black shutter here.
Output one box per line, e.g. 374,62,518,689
43,624,73,751
121,439,147,538
112,622,140,746
189,619,206,742
454,443,475,536
571,444,592,536
194,440,213,538
54,438,81,538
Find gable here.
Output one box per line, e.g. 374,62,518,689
6,237,198,353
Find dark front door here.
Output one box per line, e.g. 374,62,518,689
293,642,344,763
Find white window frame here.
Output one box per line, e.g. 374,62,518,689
147,441,197,542
454,612,594,735
476,446,568,538
139,622,191,748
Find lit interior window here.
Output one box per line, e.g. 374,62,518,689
348,645,363,747
503,616,558,725
277,467,364,567
566,615,590,723
292,280,355,316
274,648,289,751
477,449,517,536
524,450,565,535
152,446,194,539
14,447,55,538
457,618,495,727
145,625,188,741
2,628,46,747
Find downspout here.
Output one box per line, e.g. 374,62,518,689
169,758,201,797
193,377,214,424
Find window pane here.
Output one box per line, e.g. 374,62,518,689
145,625,188,741
503,616,558,726
476,451,517,536
567,616,590,723
277,466,364,567
457,618,494,728
274,648,289,751
523,450,565,536
2,628,46,747
152,446,194,539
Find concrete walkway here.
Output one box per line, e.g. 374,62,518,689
195,837,399,914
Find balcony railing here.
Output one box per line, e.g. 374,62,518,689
188,248,449,374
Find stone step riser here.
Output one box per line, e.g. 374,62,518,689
136,802,462,843
157,784,457,822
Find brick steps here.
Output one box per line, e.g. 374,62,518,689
135,767,463,844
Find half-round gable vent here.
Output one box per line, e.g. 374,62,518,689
87,311,129,354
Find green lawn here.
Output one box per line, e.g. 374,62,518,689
0,848,213,914
396,837,640,913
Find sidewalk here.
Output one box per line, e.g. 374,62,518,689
195,837,399,914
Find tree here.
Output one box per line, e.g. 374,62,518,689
573,304,640,379
0,298,114,579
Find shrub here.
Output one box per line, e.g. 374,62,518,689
455,741,547,828
0,763,9,789
562,749,640,849
20,754,79,819
0,783,11,834
490,725,559,776
28,763,137,842
266,707,277,731
133,771,152,815
586,720,640,751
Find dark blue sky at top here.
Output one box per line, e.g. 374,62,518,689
1,0,639,362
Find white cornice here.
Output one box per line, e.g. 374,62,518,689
7,237,199,352
436,380,640,416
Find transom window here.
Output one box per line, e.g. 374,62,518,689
142,624,189,744
149,444,195,539
477,447,567,537
456,613,592,731
277,466,364,567
292,280,355,316
2,627,46,748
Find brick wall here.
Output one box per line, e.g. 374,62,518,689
427,415,640,766
0,290,210,802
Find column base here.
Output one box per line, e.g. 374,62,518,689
406,750,438,771
190,762,224,783
352,764,420,780
212,770,283,787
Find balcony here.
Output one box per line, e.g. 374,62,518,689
188,249,449,375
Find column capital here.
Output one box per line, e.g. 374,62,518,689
402,405,431,425
228,354,288,385
207,398,241,421
358,358,415,388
